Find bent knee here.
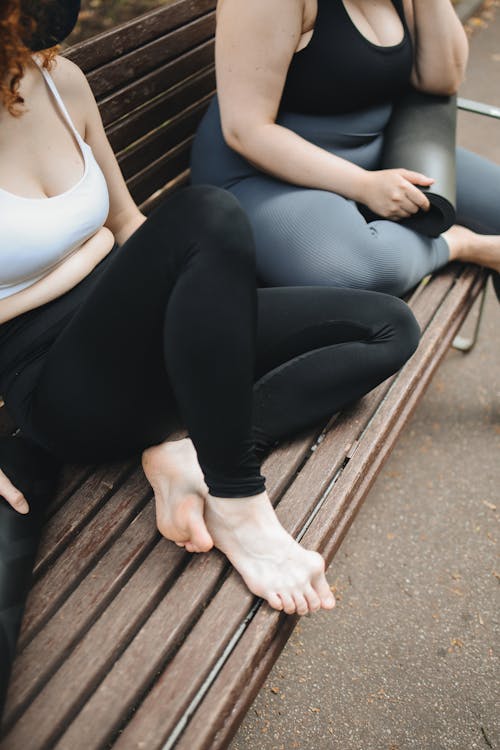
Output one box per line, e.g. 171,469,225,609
145,185,256,270
385,297,421,365
182,186,253,246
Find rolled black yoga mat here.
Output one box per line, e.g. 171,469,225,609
381,88,457,237
0,436,59,720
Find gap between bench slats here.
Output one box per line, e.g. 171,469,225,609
165,266,486,750
67,0,216,73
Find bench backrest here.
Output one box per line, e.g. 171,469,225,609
67,0,217,210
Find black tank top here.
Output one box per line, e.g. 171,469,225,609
280,0,413,115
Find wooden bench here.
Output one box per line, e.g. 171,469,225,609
0,1,490,748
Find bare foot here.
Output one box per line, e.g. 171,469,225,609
444,225,500,272
142,438,213,553
205,492,336,615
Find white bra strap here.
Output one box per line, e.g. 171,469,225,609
33,58,85,145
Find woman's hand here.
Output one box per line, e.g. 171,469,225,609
360,168,434,220
0,468,29,514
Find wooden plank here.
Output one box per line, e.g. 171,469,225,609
67,0,216,72
86,13,215,100
98,41,214,127
3,501,160,731
107,67,215,154
32,462,134,581
118,96,212,181
2,541,187,750
51,552,228,750
128,139,194,206
140,170,191,214
18,468,151,649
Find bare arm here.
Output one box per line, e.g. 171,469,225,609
216,0,432,218
217,0,370,200
403,0,469,95
0,227,115,326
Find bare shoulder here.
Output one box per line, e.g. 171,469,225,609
47,55,97,130
49,55,93,101
217,0,305,25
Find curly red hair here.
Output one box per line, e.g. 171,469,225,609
0,0,57,116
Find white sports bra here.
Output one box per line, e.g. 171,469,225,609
0,60,110,301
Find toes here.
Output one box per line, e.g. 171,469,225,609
185,542,197,553
310,555,335,609
175,542,186,548
266,592,283,611
313,575,335,610
304,584,322,613
293,593,309,616
186,498,214,552
279,593,296,615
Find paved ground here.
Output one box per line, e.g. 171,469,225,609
230,6,500,750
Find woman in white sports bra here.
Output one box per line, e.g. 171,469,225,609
0,0,420,629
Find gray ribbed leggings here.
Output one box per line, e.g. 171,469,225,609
190,97,500,296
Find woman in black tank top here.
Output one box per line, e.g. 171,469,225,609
191,0,500,297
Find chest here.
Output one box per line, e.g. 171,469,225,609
282,0,413,114
0,73,85,199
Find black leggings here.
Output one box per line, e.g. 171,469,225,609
3,186,420,497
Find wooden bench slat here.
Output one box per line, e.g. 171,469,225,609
45,465,94,518
128,139,194,205
32,462,134,581
2,541,187,750
107,67,215,154
98,41,214,127
3,501,160,730
53,552,228,750
118,96,212,181
18,469,151,649
86,13,215,101
67,0,216,72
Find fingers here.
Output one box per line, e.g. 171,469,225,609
404,182,431,212
400,169,434,187
0,469,30,514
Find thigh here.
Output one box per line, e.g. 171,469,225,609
28,189,222,460
255,285,416,378
456,147,500,234
230,177,374,287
